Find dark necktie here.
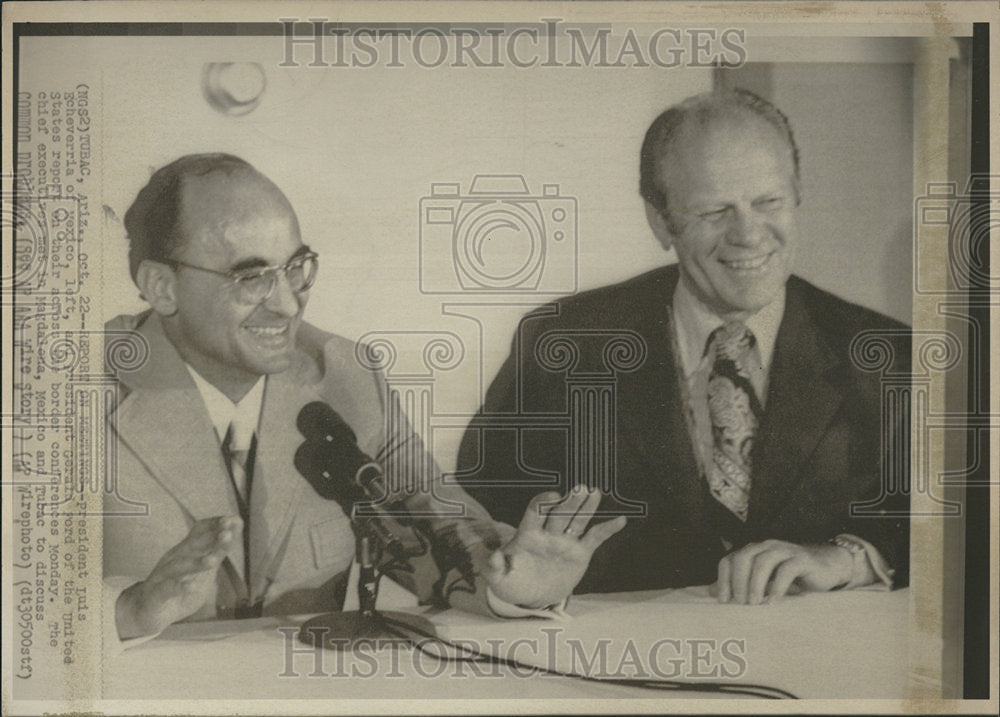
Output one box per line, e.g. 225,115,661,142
705,322,761,522
221,423,255,518
221,424,259,617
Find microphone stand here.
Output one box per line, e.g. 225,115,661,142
297,520,436,651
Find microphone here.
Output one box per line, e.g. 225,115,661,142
294,401,407,559
296,402,370,464
294,402,438,653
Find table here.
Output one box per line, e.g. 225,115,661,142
102,586,910,702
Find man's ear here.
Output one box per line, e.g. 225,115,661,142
135,260,178,316
644,201,674,253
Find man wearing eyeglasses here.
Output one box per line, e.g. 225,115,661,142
104,154,623,643
458,89,910,605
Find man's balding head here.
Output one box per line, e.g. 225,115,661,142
124,153,298,284
126,153,308,401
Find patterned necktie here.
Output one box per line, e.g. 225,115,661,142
705,322,761,522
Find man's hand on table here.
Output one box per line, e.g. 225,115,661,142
115,516,241,639
485,486,626,610
713,539,855,605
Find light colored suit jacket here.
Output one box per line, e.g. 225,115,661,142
104,310,508,621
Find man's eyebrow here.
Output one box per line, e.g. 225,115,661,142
228,245,312,274
289,245,313,261
228,257,270,273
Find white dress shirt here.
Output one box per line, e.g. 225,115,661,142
185,366,264,499
185,366,264,448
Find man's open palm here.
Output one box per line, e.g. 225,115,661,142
486,487,626,609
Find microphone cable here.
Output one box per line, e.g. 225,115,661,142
376,613,799,699
358,497,796,697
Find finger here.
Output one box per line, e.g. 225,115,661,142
214,524,240,551
165,547,225,580
218,515,243,534
198,543,229,570
747,550,788,605
210,516,241,546
167,527,216,558
186,520,240,563
563,484,590,512
543,485,585,533
716,555,732,603
486,550,508,580
187,515,230,542
179,516,238,555
518,492,561,532
730,554,753,605
767,559,806,602
582,515,626,548
159,518,239,575
193,558,217,575
154,548,215,580
565,488,602,535
729,543,771,604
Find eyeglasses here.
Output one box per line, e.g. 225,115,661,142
167,250,319,305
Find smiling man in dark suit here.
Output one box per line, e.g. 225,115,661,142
457,89,909,604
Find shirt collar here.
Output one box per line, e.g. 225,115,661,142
672,275,786,378
184,365,265,451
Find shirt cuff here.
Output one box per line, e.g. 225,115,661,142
104,576,162,654
834,534,895,590
485,586,570,619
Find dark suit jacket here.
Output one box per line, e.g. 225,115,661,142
457,265,910,594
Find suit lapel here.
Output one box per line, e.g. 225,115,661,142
247,351,326,601
110,313,241,525
109,313,248,591
616,268,704,520
748,285,844,531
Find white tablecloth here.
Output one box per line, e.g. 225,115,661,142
103,586,910,702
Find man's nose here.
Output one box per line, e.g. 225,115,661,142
263,272,302,316
727,209,768,248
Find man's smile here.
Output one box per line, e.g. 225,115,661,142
244,323,294,346
719,251,775,273
245,325,289,335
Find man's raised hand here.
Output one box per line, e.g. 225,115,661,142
485,486,626,609
115,516,241,639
